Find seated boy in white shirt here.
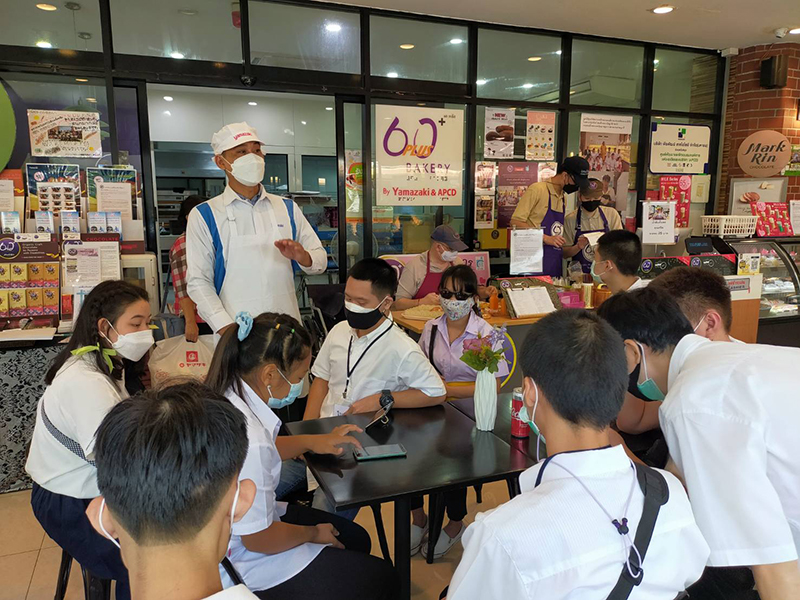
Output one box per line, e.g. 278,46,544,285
85,381,259,600
448,309,708,600
304,257,446,420
599,288,800,600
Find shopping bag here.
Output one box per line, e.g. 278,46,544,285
148,334,215,385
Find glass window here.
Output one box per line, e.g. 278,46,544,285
370,16,468,83
477,29,561,102
652,49,718,113
110,0,241,62
249,2,360,73
301,156,337,198
570,40,643,109
0,0,102,51
343,102,366,268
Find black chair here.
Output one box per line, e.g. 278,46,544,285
305,283,345,333
55,548,112,600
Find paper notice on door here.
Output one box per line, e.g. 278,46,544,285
64,247,101,287
642,201,676,244
96,181,133,220
506,287,556,318
791,201,800,238
510,228,544,274
0,180,14,212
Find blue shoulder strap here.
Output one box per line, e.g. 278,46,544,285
282,197,300,273
196,202,226,295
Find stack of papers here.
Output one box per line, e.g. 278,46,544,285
506,287,557,318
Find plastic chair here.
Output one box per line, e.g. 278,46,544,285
55,548,111,600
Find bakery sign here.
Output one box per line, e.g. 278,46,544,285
737,130,791,177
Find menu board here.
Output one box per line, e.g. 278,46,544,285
659,175,691,228
751,202,795,237
525,112,556,161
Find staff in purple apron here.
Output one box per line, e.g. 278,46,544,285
510,157,590,278
563,178,623,274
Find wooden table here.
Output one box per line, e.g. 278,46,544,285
392,311,545,335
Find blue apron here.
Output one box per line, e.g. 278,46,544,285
572,207,610,274
538,190,565,277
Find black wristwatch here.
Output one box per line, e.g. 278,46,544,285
379,389,394,409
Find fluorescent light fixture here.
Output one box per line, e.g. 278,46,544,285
522,83,534,89
86,97,97,102
36,41,52,49
325,22,342,32
650,5,674,14
400,44,415,50
170,51,185,59
301,121,307,125
476,79,487,85
163,110,171,116
556,50,563,55
387,72,399,78
790,28,800,34
75,78,88,82
569,90,576,95
248,101,258,106
450,38,463,45
36,3,57,10
654,59,660,65
325,107,333,111
163,96,174,102
527,56,542,62
178,8,198,16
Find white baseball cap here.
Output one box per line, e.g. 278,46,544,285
210,122,264,155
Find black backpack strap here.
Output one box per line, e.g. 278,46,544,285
428,324,442,376
220,557,244,585
606,464,670,600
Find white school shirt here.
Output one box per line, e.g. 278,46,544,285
25,355,128,499
185,185,327,332
205,585,258,599
660,334,800,567
448,445,709,600
311,317,446,418
222,383,324,591
626,277,649,291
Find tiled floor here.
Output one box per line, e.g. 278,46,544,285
0,481,509,600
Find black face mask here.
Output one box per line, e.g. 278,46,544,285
582,200,601,213
563,183,579,194
344,303,386,330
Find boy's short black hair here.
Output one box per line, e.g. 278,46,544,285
597,287,693,352
348,257,398,298
648,267,733,331
94,381,248,545
596,230,642,276
520,310,628,430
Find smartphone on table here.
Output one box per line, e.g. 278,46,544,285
353,444,407,461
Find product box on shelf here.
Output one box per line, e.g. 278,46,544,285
28,263,43,287
9,289,26,317
26,289,43,316
0,235,61,322
0,263,9,288
0,290,8,317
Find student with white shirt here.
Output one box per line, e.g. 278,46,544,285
85,381,260,600
592,230,648,294
598,288,800,600
186,122,327,336
448,309,708,600
26,280,155,600
205,311,398,599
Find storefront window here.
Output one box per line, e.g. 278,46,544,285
249,1,360,73
570,40,644,109
370,16,468,83
652,49,718,113
0,0,102,52
110,0,241,63
477,29,561,102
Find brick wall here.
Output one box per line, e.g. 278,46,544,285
718,43,800,215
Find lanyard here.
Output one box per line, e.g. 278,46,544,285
343,323,393,399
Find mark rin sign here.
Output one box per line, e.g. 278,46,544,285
737,130,791,178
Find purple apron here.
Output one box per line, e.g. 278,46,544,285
572,208,610,274
538,190,565,277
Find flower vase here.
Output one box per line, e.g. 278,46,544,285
474,368,498,431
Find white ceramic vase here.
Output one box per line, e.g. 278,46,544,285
474,368,498,431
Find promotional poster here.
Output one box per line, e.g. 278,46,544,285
579,114,633,213
25,163,81,216
650,123,711,174
475,161,496,194
483,108,515,159
496,162,537,228
659,175,691,228
475,195,495,229
27,109,102,158
345,149,363,215
86,167,138,215
525,112,556,161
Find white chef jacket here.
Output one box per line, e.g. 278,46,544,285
205,585,258,599
186,185,327,332
311,317,446,418
26,355,128,499
449,445,709,600
222,383,324,591
661,334,800,567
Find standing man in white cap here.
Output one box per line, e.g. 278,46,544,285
186,122,327,335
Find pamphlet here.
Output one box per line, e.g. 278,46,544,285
0,180,14,212
510,228,544,274
474,196,495,229
1,211,21,234
737,254,761,276
96,182,133,220
106,212,122,238
34,211,55,234
64,246,102,287
88,212,107,233
642,201,675,244
506,287,556,317
60,210,80,234
64,239,121,283
475,162,496,193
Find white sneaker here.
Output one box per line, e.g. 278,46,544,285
410,522,428,556
426,523,465,559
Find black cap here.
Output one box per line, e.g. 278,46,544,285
431,225,468,252
559,156,590,187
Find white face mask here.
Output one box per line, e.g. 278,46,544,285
98,498,120,549
440,246,459,262
229,480,241,537
103,323,154,362
224,153,265,187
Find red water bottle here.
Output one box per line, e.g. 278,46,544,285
511,387,529,438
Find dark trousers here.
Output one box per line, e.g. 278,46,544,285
254,505,398,600
409,488,468,522
31,483,130,600
686,566,759,600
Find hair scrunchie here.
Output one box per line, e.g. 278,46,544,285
235,312,254,341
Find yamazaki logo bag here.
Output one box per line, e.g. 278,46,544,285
148,335,215,385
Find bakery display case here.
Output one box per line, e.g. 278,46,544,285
729,238,800,347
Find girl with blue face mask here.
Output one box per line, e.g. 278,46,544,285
206,312,363,503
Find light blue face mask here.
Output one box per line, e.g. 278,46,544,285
636,342,665,401
267,369,303,409
518,380,546,461
590,260,610,285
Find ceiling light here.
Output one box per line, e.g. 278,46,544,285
400,44,415,50
163,110,171,116
36,3,57,11
476,79,487,85
450,38,463,45
178,8,198,16
36,41,52,49
522,83,534,89
556,50,562,55
163,96,173,102
325,22,342,33
650,5,674,14
527,56,542,62
387,72,399,78
325,107,333,111
86,97,96,102
654,59,660,65
301,121,307,125
170,51,185,59
75,78,88,82
569,90,576,95
248,101,258,106
790,28,800,34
